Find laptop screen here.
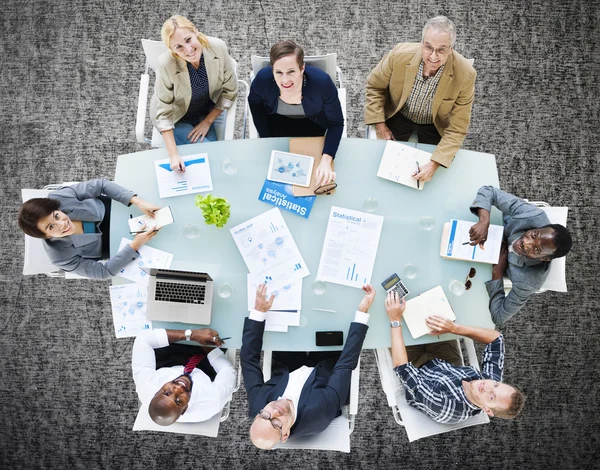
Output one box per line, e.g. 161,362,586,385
140,267,212,282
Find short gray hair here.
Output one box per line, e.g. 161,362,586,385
422,16,456,47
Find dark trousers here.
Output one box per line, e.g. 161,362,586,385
386,112,441,145
98,195,112,259
154,343,217,381
406,340,463,368
267,114,326,138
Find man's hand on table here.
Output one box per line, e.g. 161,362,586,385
357,284,376,313
425,315,457,335
469,209,491,247
254,283,275,312
413,161,440,183
385,291,406,322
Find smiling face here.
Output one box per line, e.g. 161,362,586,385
149,374,193,426
169,27,202,67
421,28,452,74
36,210,75,238
512,227,557,260
249,398,295,449
465,379,516,416
272,54,305,95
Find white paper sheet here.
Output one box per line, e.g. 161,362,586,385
443,219,504,264
230,208,310,291
403,286,456,338
317,206,384,289
109,283,152,338
116,238,174,286
154,153,213,198
246,273,302,311
265,311,300,332
377,141,432,190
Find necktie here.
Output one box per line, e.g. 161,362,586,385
183,353,205,375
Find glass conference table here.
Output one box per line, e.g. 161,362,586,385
112,137,500,350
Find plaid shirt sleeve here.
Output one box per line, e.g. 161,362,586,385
394,362,456,423
481,334,505,381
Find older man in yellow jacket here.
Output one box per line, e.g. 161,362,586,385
365,16,476,183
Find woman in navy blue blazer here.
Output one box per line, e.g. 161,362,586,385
248,41,344,187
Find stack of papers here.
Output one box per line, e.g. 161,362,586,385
440,220,504,264
247,274,302,332
230,208,310,292
109,284,152,338
117,238,174,286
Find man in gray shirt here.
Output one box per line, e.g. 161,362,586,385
468,186,572,325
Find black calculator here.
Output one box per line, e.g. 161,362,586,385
381,273,410,299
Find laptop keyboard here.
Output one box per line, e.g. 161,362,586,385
155,281,206,305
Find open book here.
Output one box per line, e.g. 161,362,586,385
440,219,504,264
403,286,456,338
377,141,432,190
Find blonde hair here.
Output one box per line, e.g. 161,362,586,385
161,15,209,57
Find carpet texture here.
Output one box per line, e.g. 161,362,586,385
1,0,599,469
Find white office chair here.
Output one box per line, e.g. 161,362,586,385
245,53,347,139
136,39,248,146
261,350,360,453
21,183,82,277
374,338,490,442
503,202,569,294
365,57,475,141
132,348,241,436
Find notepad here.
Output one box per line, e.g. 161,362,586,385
128,206,174,233
377,141,432,190
440,219,504,264
403,286,456,338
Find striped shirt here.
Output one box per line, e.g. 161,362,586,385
400,61,445,124
394,335,505,424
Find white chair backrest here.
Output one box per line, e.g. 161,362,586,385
251,53,338,85
539,206,569,292
21,189,57,275
132,403,221,437
141,39,169,71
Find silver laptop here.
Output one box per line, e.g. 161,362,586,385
141,268,214,324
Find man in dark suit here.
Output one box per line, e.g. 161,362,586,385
242,283,375,449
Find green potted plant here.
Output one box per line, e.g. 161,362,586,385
194,194,231,228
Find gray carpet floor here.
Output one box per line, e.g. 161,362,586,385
1,0,599,468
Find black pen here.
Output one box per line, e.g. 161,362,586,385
129,229,159,235
218,336,232,341
462,241,471,245
415,161,420,189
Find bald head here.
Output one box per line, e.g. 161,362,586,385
148,375,192,426
250,419,281,449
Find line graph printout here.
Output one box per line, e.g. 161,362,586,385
317,206,384,288
109,283,152,338
154,153,213,198
230,208,310,291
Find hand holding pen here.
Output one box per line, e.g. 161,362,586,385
130,222,160,251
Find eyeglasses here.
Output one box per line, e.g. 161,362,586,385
422,44,451,56
465,267,477,290
257,409,283,439
314,182,337,195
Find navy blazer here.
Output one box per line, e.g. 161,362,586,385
241,317,367,437
248,65,344,158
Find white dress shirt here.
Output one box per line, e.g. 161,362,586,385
248,308,371,424
132,329,236,422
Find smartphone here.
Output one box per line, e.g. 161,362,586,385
315,331,344,346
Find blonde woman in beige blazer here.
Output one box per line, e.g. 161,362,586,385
151,15,238,172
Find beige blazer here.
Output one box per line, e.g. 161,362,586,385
365,43,476,167
151,36,238,132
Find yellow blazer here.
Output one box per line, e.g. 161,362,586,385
365,43,476,167
151,36,238,132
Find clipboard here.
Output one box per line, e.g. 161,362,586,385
290,137,337,196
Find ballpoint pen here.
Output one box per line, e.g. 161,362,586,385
415,161,420,189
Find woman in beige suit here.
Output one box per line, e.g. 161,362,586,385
151,15,238,171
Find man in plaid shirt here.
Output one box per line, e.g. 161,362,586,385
385,292,525,423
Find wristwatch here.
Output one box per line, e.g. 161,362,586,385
185,329,192,341
390,320,402,328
